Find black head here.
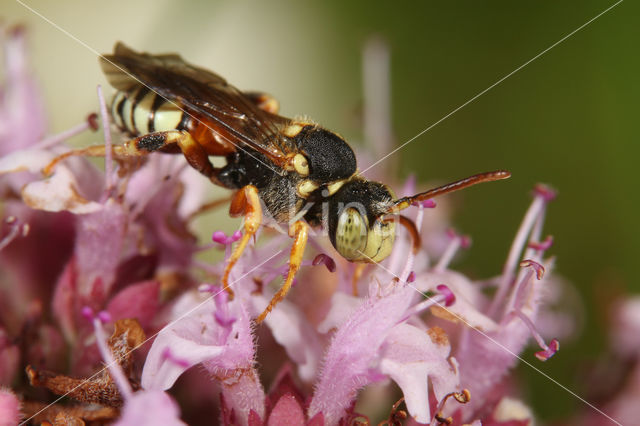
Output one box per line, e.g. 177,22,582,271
327,178,396,263
294,126,357,182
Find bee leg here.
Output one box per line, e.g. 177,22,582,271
161,131,225,185
43,144,128,176
243,91,280,114
223,185,262,299
256,220,309,323
186,196,233,221
43,130,224,185
351,263,367,296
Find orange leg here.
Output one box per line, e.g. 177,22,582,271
43,144,127,176
243,91,280,114
187,196,233,221
223,185,262,299
42,130,223,185
351,263,367,296
256,220,309,323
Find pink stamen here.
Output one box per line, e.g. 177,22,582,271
212,230,243,245
87,112,100,131
35,113,99,149
519,259,545,280
535,338,560,361
161,347,190,368
407,271,416,283
400,204,426,282
413,199,436,208
97,311,112,324
402,286,453,320
434,229,470,272
533,184,557,202
212,230,228,245
81,306,94,321
511,310,559,361
489,186,552,317
97,85,114,196
436,285,456,307
312,254,336,273
528,235,554,251
502,259,546,319
431,389,471,426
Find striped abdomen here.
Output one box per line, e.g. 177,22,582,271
110,86,190,136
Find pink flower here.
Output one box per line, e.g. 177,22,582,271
88,310,186,426
142,287,265,425
0,29,607,426
0,388,21,426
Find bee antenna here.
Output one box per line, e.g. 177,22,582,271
386,170,511,213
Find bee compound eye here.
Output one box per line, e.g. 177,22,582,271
335,207,367,260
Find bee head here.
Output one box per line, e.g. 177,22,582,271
294,126,357,182
327,179,396,263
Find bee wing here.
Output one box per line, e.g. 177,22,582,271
100,42,295,163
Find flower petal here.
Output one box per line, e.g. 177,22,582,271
107,281,160,330
142,327,225,391
378,323,459,423
114,390,185,426
309,284,416,425
21,165,102,214
0,388,21,426
267,393,305,426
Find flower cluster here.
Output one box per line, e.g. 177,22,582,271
0,27,586,426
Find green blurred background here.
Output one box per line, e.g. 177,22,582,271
4,0,638,423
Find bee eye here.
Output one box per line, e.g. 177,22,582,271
335,207,367,260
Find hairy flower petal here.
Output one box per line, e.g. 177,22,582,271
260,298,322,382
114,389,185,426
0,388,21,426
309,284,418,425
74,201,127,298
378,323,459,423
140,303,226,390
142,293,265,424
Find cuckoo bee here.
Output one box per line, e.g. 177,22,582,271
46,43,510,323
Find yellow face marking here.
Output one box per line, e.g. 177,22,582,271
326,180,346,196
296,179,319,197
283,124,304,138
292,154,310,176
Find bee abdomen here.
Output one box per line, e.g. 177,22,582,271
110,87,189,136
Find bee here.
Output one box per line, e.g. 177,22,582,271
46,43,510,323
